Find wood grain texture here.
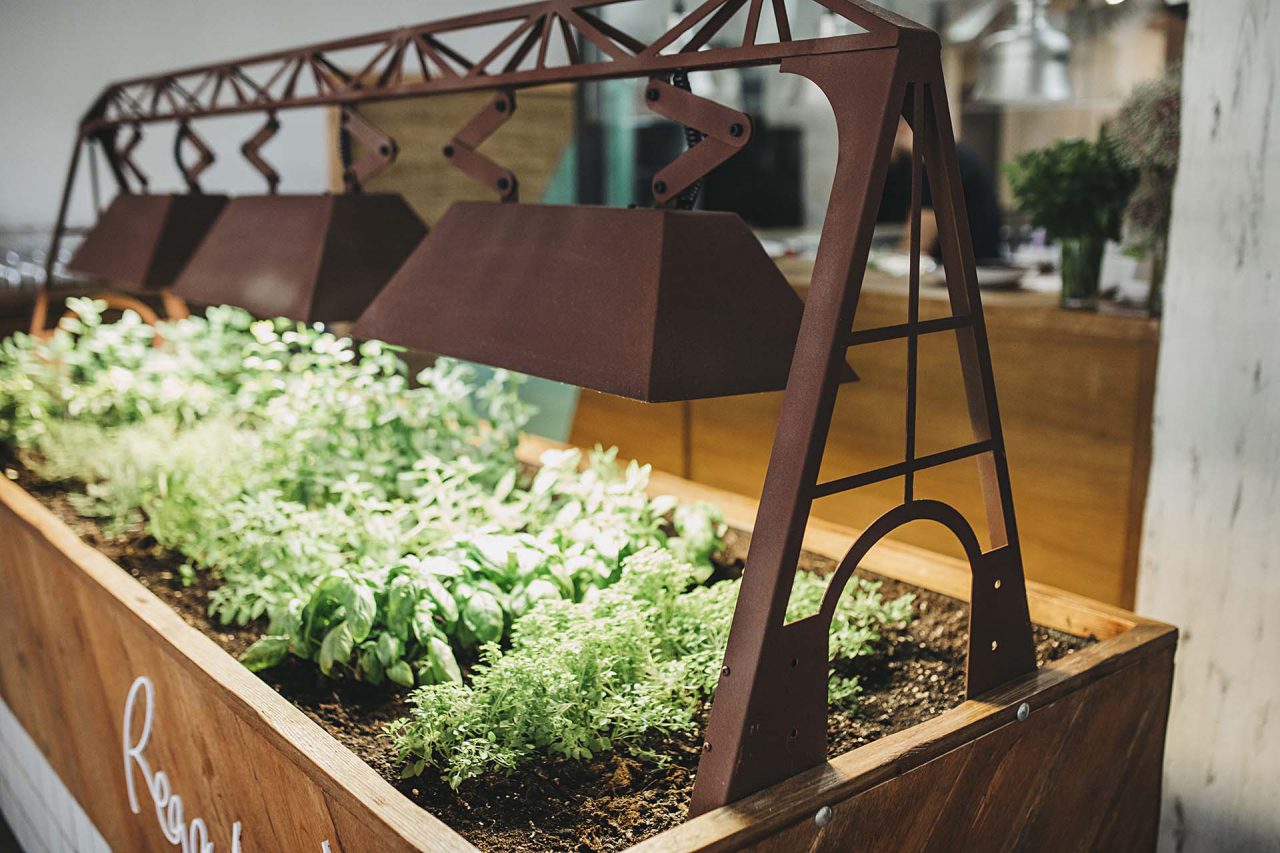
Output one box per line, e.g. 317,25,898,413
631,634,1174,853
744,649,1173,853
1136,3,1280,851
1,444,1174,852
571,267,1160,607
0,477,473,853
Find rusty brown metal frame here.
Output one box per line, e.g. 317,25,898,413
39,0,1036,815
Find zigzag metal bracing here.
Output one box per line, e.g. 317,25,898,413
85,0,921,131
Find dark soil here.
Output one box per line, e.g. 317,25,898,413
6,465,1092,853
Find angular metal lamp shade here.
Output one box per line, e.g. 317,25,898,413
68,193,228,291
353,202,818,402
169,194,427,323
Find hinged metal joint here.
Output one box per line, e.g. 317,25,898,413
340,106,398,193
442,91,519,202
643,77,752,207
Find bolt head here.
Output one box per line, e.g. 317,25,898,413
702,741,712,752
1016,702,1030,722
442,145,455,157
379,144,391,156
497,177,511,190
496,100,508,113
729,122,744,137
646,87,660,101
654,180,668,194
720,665,731,677
814,806,833,828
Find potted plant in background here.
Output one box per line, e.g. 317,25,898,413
1006,135,1137,310
1110,66,1182,317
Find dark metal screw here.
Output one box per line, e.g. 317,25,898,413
654,180,667,194
729,122,744,137
646,87,660,101
379,144,391,156
497,177,511,190
702,741,713,752
721,665,731,677
496,100,508,113
442,145,455,157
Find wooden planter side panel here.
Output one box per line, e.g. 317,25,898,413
750,648,1174,853
0,482,468,853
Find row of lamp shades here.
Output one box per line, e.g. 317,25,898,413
68,190,824,403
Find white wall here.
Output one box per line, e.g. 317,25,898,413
0,0,511,231
1,696,109,853
1137,2,1280,851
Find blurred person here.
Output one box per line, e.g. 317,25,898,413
879,117,1003,263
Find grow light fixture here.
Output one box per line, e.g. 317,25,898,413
354,202,811,401
66,123,228,291
68,193,228,291
168,193,426,323
42,0,1038,819
168,109,428,323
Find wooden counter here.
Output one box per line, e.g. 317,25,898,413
571,260,1160,607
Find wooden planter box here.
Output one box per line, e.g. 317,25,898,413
0,445,1176,852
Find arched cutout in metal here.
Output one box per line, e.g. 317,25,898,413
817,500,1037,704
818,500,981,625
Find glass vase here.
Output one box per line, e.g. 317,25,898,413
1059,235,1105,311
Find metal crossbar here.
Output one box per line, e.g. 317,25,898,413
812,439,994,498
845,312,971,346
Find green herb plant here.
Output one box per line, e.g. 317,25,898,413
390,548,914,787
1004,136,1137,242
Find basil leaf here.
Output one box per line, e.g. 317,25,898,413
240,636,289,672
318,622,354,675
428,636,462,684
386,659,415,687
462,591,504,644
376,632,403,667
342,582,377,642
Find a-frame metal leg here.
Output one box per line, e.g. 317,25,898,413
689,33,1035,815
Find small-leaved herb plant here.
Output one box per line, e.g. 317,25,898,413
389,548,913,786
